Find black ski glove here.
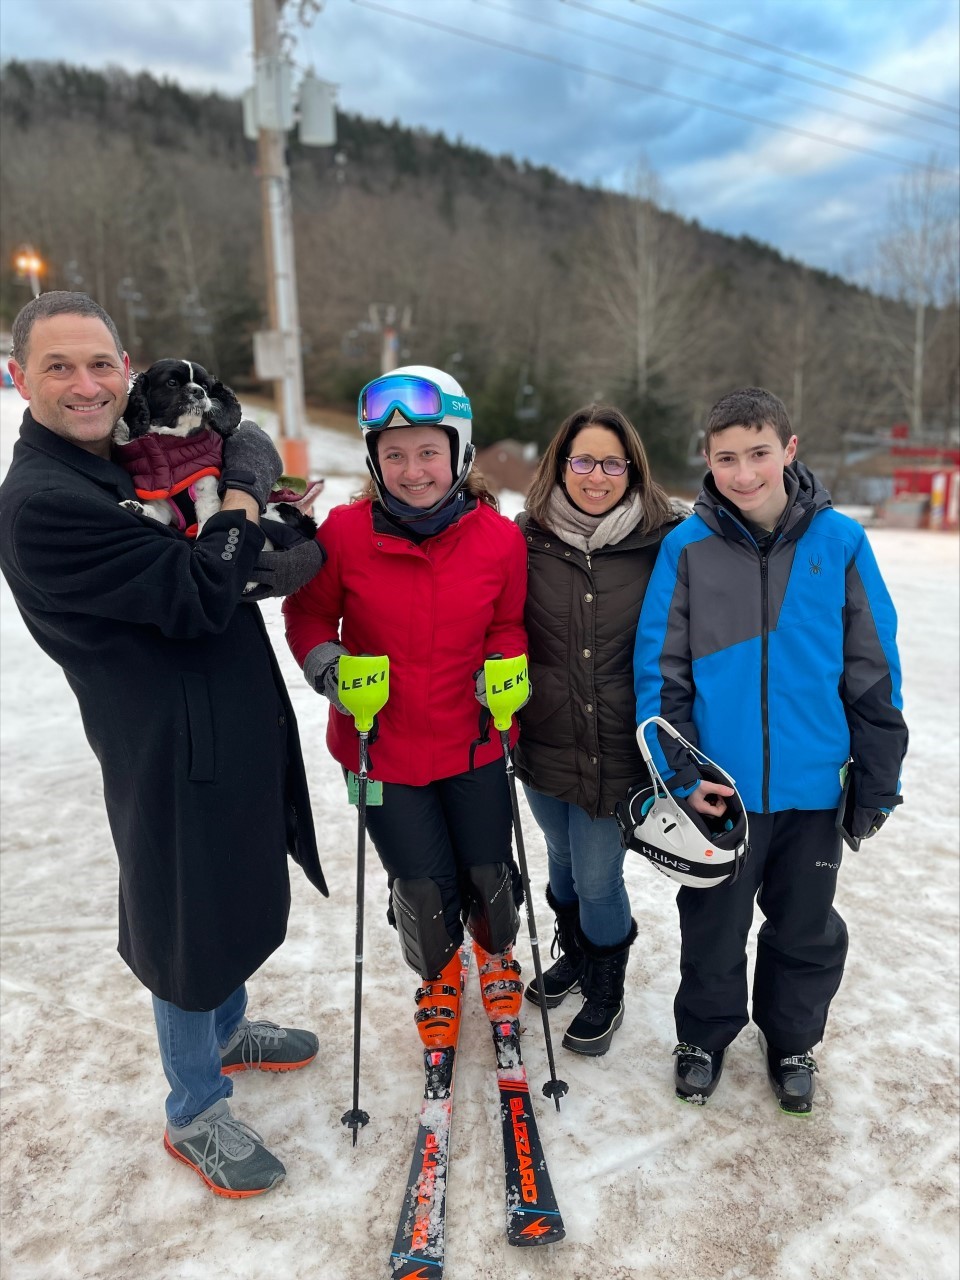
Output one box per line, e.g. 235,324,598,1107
217,420,283,510
303,641,351,714
848,806,891,841
241,518,326,600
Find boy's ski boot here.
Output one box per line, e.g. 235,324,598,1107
759,1031,818,1116
673,1043,726,1104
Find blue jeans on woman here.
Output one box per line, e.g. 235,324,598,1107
152,985,247,1127
522,787,631,946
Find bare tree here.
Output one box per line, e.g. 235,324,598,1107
871,161,960,435
575,161,716,406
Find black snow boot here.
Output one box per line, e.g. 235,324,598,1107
561,920,638,1057
524,886,584,1010
759,1031,819,1116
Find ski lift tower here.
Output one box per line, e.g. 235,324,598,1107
246,0,336,476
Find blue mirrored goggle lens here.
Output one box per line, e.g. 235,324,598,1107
361,376,442,425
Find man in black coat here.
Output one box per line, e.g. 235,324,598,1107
0,292,328,1199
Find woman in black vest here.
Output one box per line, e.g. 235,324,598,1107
515,405,683,1056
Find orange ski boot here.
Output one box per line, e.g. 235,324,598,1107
474,943,524,1022
414,951,464,1048
414,951,464,1099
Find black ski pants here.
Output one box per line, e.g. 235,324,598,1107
674,808,848,1055
363,756,515,943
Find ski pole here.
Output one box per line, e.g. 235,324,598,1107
484,656,569,1111
337,654,390,1145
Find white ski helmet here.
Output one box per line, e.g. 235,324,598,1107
615,717,750,889
357,365,475,517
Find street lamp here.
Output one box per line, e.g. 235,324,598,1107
13,245,44,297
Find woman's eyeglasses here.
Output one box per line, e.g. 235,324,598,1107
566,454,630,477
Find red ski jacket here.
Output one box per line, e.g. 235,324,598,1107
284,498,528,784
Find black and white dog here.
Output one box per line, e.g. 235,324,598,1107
113,358,242,530
113,358,322,538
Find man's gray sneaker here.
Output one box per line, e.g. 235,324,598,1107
164,1100,285,1199
220,1018,319,1075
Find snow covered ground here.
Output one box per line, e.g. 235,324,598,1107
1,388,958,1280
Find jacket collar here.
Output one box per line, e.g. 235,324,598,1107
19,410,135,498
372,493,479,543
696,461,830,546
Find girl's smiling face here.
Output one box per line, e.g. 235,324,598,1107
377,426,453,508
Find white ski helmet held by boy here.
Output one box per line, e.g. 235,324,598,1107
616,717,750,889
357,365,475,516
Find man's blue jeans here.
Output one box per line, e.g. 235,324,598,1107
152,985,247,1127
522,787,631,946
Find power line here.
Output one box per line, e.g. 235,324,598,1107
472,0,949,150
558,0,960,132
350,0,958,176
627,0,960,116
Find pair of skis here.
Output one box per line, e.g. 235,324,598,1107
334,655,565,1275
390,944,565,1278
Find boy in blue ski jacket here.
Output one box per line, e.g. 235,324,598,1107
634,387,907,1114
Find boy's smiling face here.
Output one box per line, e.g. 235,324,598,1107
706,422,798,530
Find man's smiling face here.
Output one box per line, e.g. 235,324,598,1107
9,314,129,457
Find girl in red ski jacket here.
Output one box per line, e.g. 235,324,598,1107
283,366,529,1080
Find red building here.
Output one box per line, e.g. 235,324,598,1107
887,424,960,531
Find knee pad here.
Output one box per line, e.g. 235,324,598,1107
392,877,461,978
464,863,520,955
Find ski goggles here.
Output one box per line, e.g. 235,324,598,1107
566,454,630,476
358,374,472,430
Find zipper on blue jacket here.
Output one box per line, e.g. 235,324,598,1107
760,551,770,813
719,505,777,813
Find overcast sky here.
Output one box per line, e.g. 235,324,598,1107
1,0,958,279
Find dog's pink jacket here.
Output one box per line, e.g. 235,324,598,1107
284,497,527,785
113,429,223,500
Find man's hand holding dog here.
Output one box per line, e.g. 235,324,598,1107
218,421,283,511
242,520,326,601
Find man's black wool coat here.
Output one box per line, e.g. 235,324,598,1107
0,412,327,1010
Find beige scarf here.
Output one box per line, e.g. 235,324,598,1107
543,485,644,552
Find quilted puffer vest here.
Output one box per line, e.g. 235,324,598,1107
113,429,223,499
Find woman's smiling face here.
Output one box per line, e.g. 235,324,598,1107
562,425,630,516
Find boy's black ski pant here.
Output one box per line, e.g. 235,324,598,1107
674,808,848,1055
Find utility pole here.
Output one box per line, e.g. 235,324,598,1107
251,0,309,477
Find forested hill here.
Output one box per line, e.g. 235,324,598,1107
1,60,955,470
